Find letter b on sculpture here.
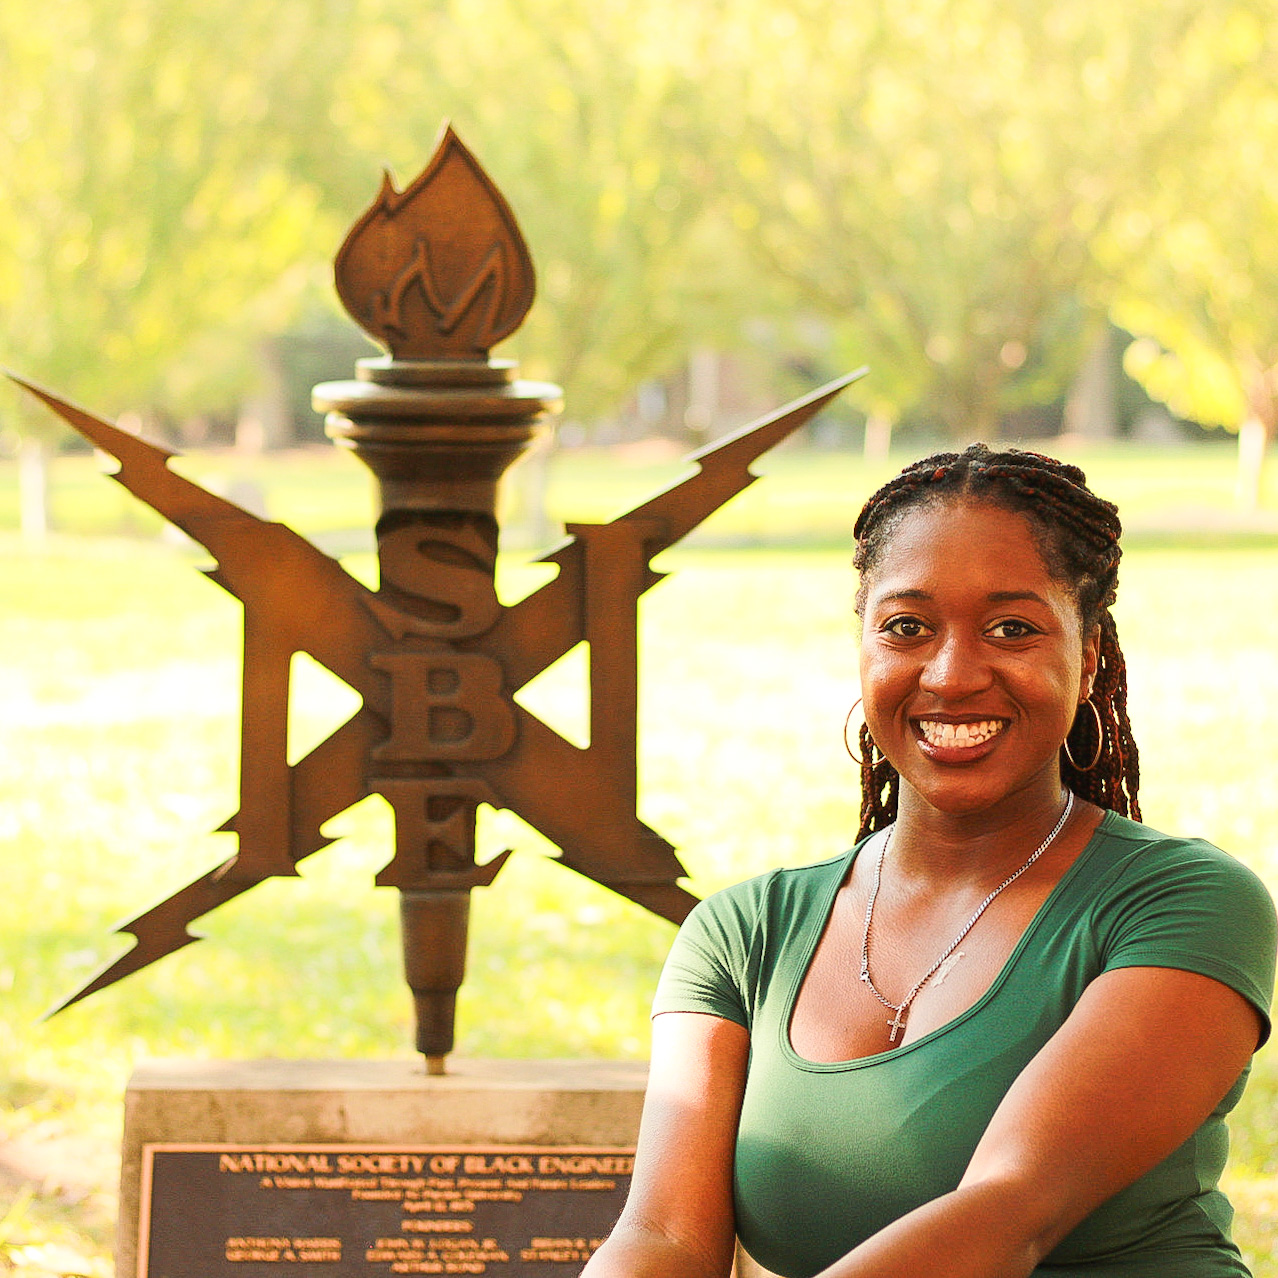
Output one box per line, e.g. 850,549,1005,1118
371,651,515,761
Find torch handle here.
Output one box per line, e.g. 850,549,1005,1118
399,890,472,1072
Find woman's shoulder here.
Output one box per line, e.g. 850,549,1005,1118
1086,811,1273,904
1079,811,1277,1036
655,847,861,1025
691,845,860,926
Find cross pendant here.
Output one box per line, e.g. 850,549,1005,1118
888,1008,906,1043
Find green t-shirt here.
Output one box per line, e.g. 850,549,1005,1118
653,813,1277,1278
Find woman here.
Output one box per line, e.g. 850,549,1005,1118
582,445,1276,1278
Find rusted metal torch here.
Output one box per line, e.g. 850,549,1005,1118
313,128,561,1070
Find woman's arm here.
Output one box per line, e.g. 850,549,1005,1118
581,1011,749,1278
816,965,1263,1278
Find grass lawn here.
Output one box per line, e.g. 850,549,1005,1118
1,435,1276,1274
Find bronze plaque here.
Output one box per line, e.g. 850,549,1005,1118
137,1144,633,1276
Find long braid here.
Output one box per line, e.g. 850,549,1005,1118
852,444,1141,837
858,721,898,835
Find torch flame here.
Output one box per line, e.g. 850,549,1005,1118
334,124,536,360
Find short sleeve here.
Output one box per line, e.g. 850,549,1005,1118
651,879,766,1028
1096,837,1277,1046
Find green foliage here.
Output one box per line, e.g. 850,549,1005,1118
1105,12,1278,438
706,0,1269,437
0,0,351,430
3,0,1278,457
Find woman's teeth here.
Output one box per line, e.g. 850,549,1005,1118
919,719,1004,749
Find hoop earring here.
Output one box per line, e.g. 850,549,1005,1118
1063,697,1103,772
843,699,866,766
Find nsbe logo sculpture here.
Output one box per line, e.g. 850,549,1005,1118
14,126,863,1064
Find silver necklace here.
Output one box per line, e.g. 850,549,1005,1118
859,790,1074,1045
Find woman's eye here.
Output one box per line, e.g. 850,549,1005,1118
883,616,930,638
987,619,1039,640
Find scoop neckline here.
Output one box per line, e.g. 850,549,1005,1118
780,808,1118,1072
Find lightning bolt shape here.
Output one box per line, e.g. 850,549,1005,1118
6,375,389,1013
490,369,868,690
610,366,870,550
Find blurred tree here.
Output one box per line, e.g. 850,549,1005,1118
0,0,759,463
0,0,373,534
0,0,357,428
7,0,1278,486
702,0,1252,443
1104,4,1278,508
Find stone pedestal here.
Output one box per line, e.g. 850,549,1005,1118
117,1058,646,1278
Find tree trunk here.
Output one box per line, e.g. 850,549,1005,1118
19,436,50,543
503,427,556,550
684,346,720,446
236,339,293,453
1235,415,1269,513
863,412,893,461
1063,328,1118,441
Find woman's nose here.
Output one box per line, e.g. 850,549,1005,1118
918,630,992,698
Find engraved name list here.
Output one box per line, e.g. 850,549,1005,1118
138,1144,633,1277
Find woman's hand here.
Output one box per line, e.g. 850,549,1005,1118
581,1011,749,1278
816,965,1262,1278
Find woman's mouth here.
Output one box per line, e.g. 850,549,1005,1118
917,719,1005,749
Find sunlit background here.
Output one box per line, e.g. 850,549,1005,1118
2,1,1277,1274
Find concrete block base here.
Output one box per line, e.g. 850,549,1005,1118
117,1058,647,1278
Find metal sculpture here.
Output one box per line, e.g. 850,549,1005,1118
14,125,864,1069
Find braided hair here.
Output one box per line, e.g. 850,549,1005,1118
851,443,1140,837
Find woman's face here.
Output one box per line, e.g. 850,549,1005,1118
858,497,1099,821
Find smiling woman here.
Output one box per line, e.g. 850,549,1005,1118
581,445,1278,1278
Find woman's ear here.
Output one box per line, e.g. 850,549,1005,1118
1081,623,1101,698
